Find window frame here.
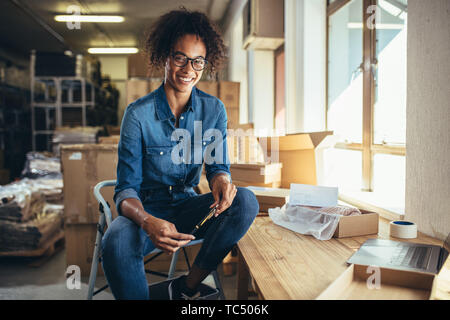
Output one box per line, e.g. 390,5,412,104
326,0,406,193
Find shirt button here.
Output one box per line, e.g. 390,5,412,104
180,116,184,120
160,151,164,155
203,142,206,145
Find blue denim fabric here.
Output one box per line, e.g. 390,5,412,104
114,82,231,214
101,187,259,300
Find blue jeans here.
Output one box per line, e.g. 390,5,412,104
101,187,259,300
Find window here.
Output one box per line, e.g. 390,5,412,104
326,0,407,214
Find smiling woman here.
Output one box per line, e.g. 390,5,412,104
144,8,227,78
101,7,259,301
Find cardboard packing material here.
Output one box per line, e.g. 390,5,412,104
219,81,240,108
333,210,379,238
263,131,336,188
196,81,218,97
60,144,118,224
65,223,202,277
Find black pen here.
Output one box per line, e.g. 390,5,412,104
190,205,218,235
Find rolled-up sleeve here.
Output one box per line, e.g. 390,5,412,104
114,106,143,215
205,104,232,185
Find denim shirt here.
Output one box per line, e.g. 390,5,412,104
114,82,231,212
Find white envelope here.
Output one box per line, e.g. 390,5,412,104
289,183,338,207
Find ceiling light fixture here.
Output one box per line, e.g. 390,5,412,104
55,15,124,23
87,48,139,54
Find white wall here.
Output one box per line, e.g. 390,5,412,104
248,49,274,134
285,0,326,134
225,14,249,124
405,0,450,240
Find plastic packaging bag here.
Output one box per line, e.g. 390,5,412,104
268,203,342,240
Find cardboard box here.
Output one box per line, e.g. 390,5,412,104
226,108,239,127
196,81,218,97
264,131,336,188
126,79,162,105
126,79,150,105
60,144,118,224
128,53,148,78
128,53,164,78
228,125,265,164
230,163,282,185
65,223,104,277
333,210,379,238
317,263,437,300
98,135,120,144
227,124,257,164
247,187,290,214
219,81,240,108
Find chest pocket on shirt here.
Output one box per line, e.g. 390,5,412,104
144,146,175,177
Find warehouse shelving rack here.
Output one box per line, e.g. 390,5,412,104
30,51,95,151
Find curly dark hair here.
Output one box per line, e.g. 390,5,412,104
144,8,227,77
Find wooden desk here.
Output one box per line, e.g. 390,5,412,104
237,216,443,300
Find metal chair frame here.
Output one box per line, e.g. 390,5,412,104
87,180,225,300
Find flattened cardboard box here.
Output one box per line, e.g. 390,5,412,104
61,144,119,224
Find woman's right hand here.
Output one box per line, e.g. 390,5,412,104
141,215,195,254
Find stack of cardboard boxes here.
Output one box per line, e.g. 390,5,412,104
196,81,240,127
61,144,119,276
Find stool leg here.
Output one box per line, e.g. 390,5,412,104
211,270,225,300
87,214,105,300
168,250,180,279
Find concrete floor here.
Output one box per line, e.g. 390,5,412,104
0,247,241,300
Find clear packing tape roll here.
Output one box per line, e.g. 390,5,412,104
389,220,417,239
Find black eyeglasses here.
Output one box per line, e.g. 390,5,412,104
171,52,208,71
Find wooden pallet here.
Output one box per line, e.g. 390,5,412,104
0,230,65,267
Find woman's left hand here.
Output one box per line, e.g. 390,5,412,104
210,174,237,217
